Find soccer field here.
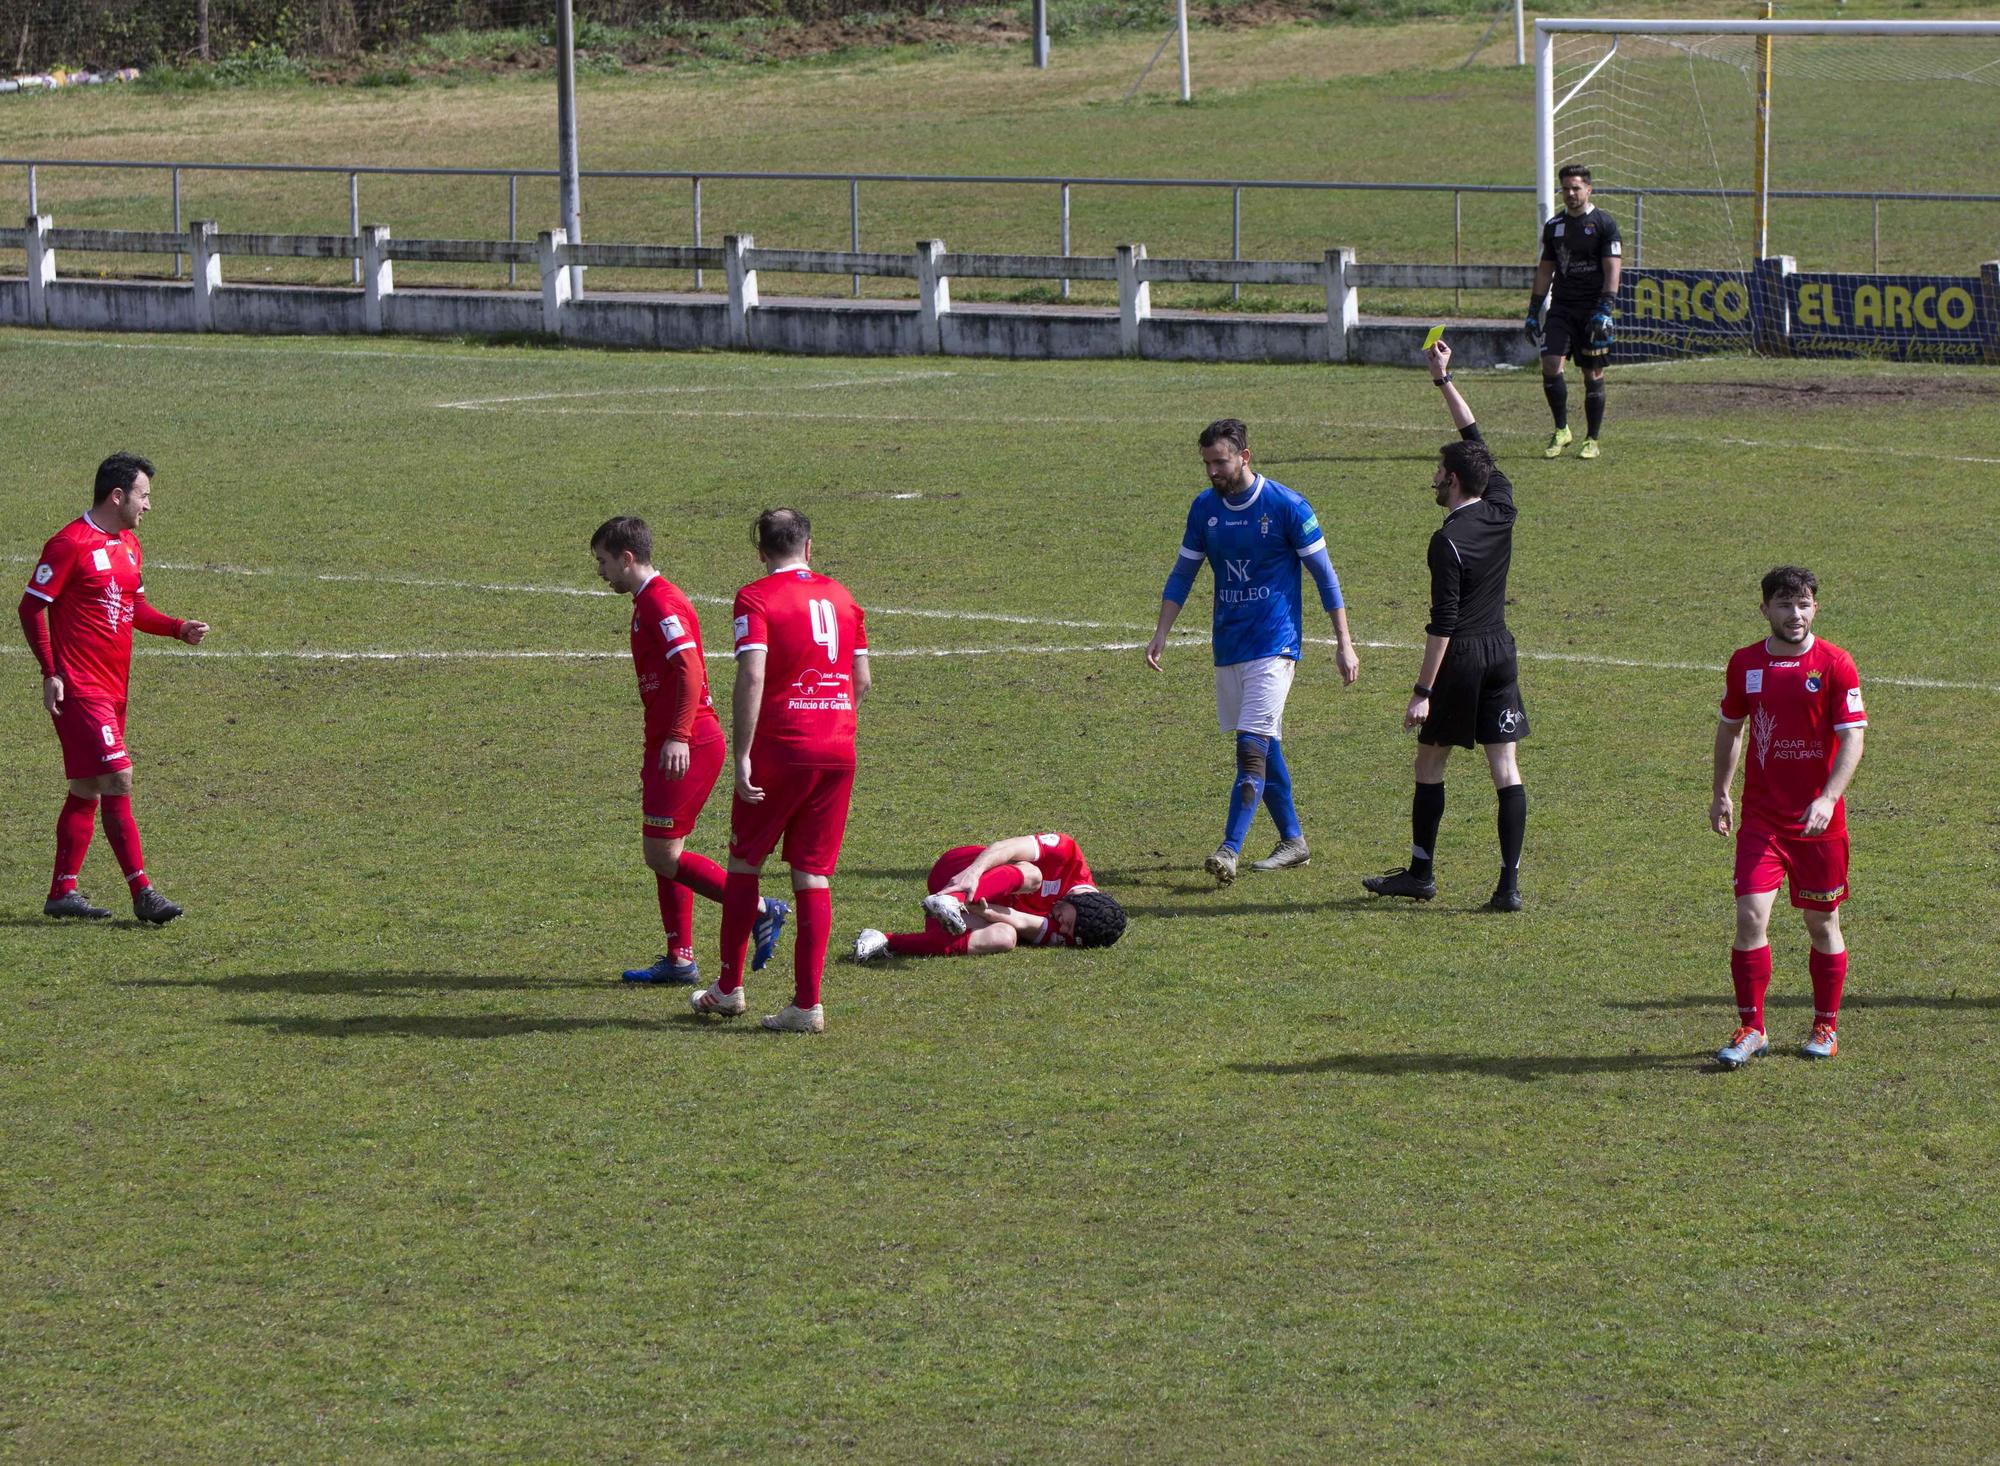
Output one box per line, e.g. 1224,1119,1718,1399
3,328,1998,1460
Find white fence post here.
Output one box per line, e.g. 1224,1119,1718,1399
1323,247,1357,362
916,239,950,354
1116,243,1150,356
189,221,221,332
540,229,571,337
360,225,393,334
25,214,54,326
725,233,758,348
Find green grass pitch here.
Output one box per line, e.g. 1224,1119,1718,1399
2,328,1997,1459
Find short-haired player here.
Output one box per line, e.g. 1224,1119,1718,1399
1711,568,1867,1069
591,515,783,986
1145,418,1360,886
1528,163,1622,460
18,453,210,923
851,832,1127,960
689,508,870,1033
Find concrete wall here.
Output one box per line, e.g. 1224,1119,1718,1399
43,281,190,333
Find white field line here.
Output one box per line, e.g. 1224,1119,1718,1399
3,636,1993,692
434,369,957,409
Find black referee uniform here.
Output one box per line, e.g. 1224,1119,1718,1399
1420,424,1528,750
1538,206,1621,367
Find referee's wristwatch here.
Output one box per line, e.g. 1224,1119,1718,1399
1433,373,1452,386
1413,683,1434,699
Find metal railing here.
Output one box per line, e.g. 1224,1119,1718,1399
8,157,1999,297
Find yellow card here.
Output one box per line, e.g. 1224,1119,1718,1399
1421,324,1447,351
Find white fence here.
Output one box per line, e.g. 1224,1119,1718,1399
0,217,1542,366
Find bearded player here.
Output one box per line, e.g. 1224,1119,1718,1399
591,516,785,986
18,453,209,924
1711,567,1867,1070
690,508,869,1034
851,831,1127,960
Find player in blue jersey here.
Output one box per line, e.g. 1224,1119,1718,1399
1145,418,1360,885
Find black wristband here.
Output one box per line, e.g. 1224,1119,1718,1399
1433,374,1452,386
1414,683,1434,699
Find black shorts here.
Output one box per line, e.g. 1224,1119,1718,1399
1419,632,1529,749
1542,303,1608,368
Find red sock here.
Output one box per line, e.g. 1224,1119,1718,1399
793,886,832,1009
656,873,696,964
673,850,728,903
1809,948,1848,1029
717,871,760,993
51,795,98,898
100,794,149,891
885,929,972,957
970,866,1025,903
1730,945,1772,1030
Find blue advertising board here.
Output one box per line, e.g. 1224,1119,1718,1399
1784,272,1993,362
1609,269,1757,362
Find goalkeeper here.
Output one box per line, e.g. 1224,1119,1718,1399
1525,163,1622,461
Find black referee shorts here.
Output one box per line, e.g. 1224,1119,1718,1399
1542,303,1608,368
1419,631,1530,750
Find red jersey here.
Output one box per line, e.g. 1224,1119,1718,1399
22,512,166,697
631,574,722,747
732,564,868,770
1721,636,1867,839
1007,832,1096,918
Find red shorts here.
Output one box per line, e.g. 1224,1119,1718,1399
729,762,855,875
921,844,985,933
52,691,130,780
1735,825,1851,911
641,734,725,840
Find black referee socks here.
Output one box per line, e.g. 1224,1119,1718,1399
1410,781,1446,881
1496,784,1527,892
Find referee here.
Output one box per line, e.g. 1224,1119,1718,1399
1363,338,1529,912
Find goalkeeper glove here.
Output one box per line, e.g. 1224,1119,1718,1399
1524,309,1544,348
1588,301,1615,351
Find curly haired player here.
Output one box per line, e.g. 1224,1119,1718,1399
851,831,1126,960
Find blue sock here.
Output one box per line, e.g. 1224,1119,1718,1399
1223,733,1269,853
1261,736,1303,841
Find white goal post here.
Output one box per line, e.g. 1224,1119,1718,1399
1533,17,2000,241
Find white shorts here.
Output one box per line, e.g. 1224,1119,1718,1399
1215,656,1296,737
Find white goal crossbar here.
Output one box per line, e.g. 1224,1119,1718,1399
1533,17,2000,225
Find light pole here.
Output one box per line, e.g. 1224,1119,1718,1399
556,0,584,296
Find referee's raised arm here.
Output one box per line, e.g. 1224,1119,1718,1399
1427,340,1476,431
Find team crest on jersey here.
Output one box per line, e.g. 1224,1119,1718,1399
1805,671,1822,693
1258,514,1272,538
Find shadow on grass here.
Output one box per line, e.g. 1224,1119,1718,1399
1123,895,1503,920
0,915,149,929
1609,992,2000,1012
123,970,610,995
229,1012,768,1040
1230,1049,1703,1083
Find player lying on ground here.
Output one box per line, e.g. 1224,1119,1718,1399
1710,566,1866,1070
851,832,1127,959
590,516,786,986
19,453,209,924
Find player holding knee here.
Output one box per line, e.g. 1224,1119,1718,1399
851,831,1126,960
1144,419,1360,886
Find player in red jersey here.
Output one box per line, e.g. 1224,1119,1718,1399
592,515,786,987
690,508,869,1034
17,453,209,923
849,831,1127,960
1710,567,1867,1069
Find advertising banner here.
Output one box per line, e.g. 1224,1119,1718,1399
1784,272,1993,362
1610,269,1757,362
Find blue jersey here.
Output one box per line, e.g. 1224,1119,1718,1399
1164,475,1342,667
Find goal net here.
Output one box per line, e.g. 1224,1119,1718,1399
1534,18,2000,356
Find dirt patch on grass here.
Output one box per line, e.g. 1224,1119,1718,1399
1624,376,1999,415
